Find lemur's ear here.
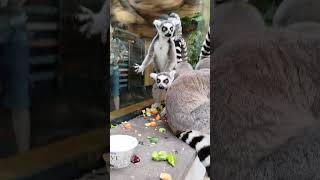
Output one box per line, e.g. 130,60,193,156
153,20,162,30
150,73,158,81
169,70,176,78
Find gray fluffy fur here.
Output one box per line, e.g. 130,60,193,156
286,22,320,37
210,29,320,179
273,0,320,27
166,69,210,134
212,0,265,52
195,57,210,70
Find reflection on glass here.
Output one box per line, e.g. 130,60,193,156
0,0,31,156
110,24,149,111
0,0,106,158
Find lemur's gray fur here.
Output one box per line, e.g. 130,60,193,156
273,0,320,27
210,29,320,179
213,0,265,52
286,22,320,38
134,19,177,74
195,56,210,70
166,69,210,135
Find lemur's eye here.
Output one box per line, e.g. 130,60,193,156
157,79,160,83
164,79,169,84
170,27,173,31
162,27,167,32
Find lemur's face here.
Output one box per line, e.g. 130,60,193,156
153,20,175,38
150,71,176,90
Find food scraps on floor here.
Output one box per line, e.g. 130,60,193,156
131,154,140,163
147,136,159,144
151,151,177,167
123,122,132,129
159,128,166,133
160,172,172,180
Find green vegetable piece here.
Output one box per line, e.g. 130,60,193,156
151,151,168,161
159,128,166,133
110,124,116,128
147,136,159,144
167,153,177,167
152,151,159,161
158,151,168,161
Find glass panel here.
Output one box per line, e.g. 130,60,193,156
0,0,106,158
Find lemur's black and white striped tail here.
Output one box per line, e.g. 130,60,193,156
199,27,211,60
176,130,210,176
175,37,188,63
167,12,189,64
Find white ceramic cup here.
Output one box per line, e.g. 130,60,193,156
110,135,138,169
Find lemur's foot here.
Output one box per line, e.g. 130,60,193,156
134,64,144,75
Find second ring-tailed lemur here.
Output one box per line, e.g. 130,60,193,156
134,19,177,74
150,60,193,115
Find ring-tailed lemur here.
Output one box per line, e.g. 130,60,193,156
176,130,210,176
134,19,177,74
150,61,193,115
157,13,188,64
199,27,211,60
149,70,176,109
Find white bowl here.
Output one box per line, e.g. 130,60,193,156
110,135,138,169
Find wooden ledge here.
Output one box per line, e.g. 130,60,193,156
110,99,154,122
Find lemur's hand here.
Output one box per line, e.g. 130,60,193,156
134,64,144,75
76,5,106,42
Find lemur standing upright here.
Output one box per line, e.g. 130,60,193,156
134,19,177,74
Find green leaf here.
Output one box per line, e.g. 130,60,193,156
152,151,160,161
147,136,159,144
111,124,117,128
167,153,177,167
158,151,168,160
152,151,168,161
